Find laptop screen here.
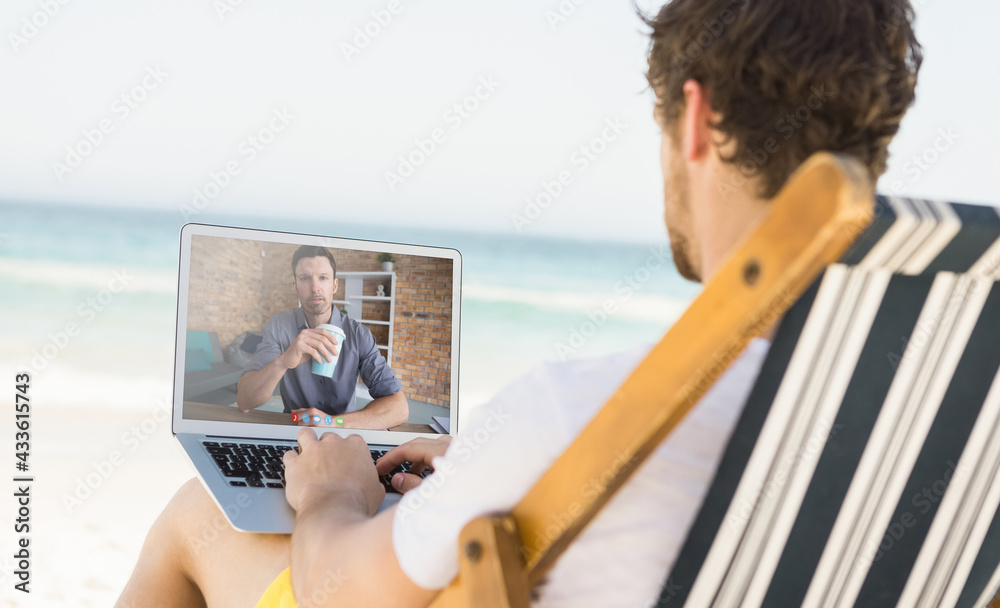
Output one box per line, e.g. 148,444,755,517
173,224,460,439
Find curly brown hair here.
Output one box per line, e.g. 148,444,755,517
642,0,922,198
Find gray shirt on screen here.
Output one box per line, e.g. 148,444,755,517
242,307,402,416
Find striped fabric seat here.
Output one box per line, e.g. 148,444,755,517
661,196,1000,607
842,196,1000,277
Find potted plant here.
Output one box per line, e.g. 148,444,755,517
378,252,396,272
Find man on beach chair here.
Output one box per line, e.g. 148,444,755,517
115,0,924,606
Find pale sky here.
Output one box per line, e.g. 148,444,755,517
1,0,997,243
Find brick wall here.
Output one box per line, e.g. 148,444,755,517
187,235,265,348
186,236,454,408
391,255,454,408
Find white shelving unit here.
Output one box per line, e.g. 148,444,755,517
337,271,395,366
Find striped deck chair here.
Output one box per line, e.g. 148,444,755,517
665,197,1000,607
425,155,1000,608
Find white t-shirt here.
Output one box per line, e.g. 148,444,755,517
392,338,770,607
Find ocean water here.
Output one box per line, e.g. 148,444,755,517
0,201,700,411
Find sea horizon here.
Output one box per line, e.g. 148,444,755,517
1,200,699,414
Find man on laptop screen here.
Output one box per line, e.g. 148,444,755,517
236,245,408,430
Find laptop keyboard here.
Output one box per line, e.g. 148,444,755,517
201,441,429,493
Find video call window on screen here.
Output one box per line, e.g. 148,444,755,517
181,234,455,434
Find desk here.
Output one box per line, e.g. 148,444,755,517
184,401,295,425
182,402,435,433
388,423,436,433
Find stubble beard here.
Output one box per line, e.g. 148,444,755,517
304,297,330,318
669,227,700,283
666,152,701,283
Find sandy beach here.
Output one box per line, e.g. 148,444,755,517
0,402,194,607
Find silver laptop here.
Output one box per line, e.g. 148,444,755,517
171,223,462,533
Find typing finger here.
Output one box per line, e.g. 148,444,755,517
376,440,432,475
391,472,425,494
296,426,318,452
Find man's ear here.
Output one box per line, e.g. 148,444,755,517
681,79,712,162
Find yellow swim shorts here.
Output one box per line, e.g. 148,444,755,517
255,567,298,608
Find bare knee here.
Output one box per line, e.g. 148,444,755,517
131,479,223,578
153,479,292,607
171,477,217,516
158,478,238,566
116,478,215,608
156,478,221,535
142,478,209,543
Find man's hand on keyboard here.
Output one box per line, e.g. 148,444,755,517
375,436,452,493
283,427,385,516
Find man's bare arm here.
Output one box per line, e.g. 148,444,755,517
292,391,410,429
291,494,435,608
284,430,438,608
341,391,409,429
235,360,288,412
